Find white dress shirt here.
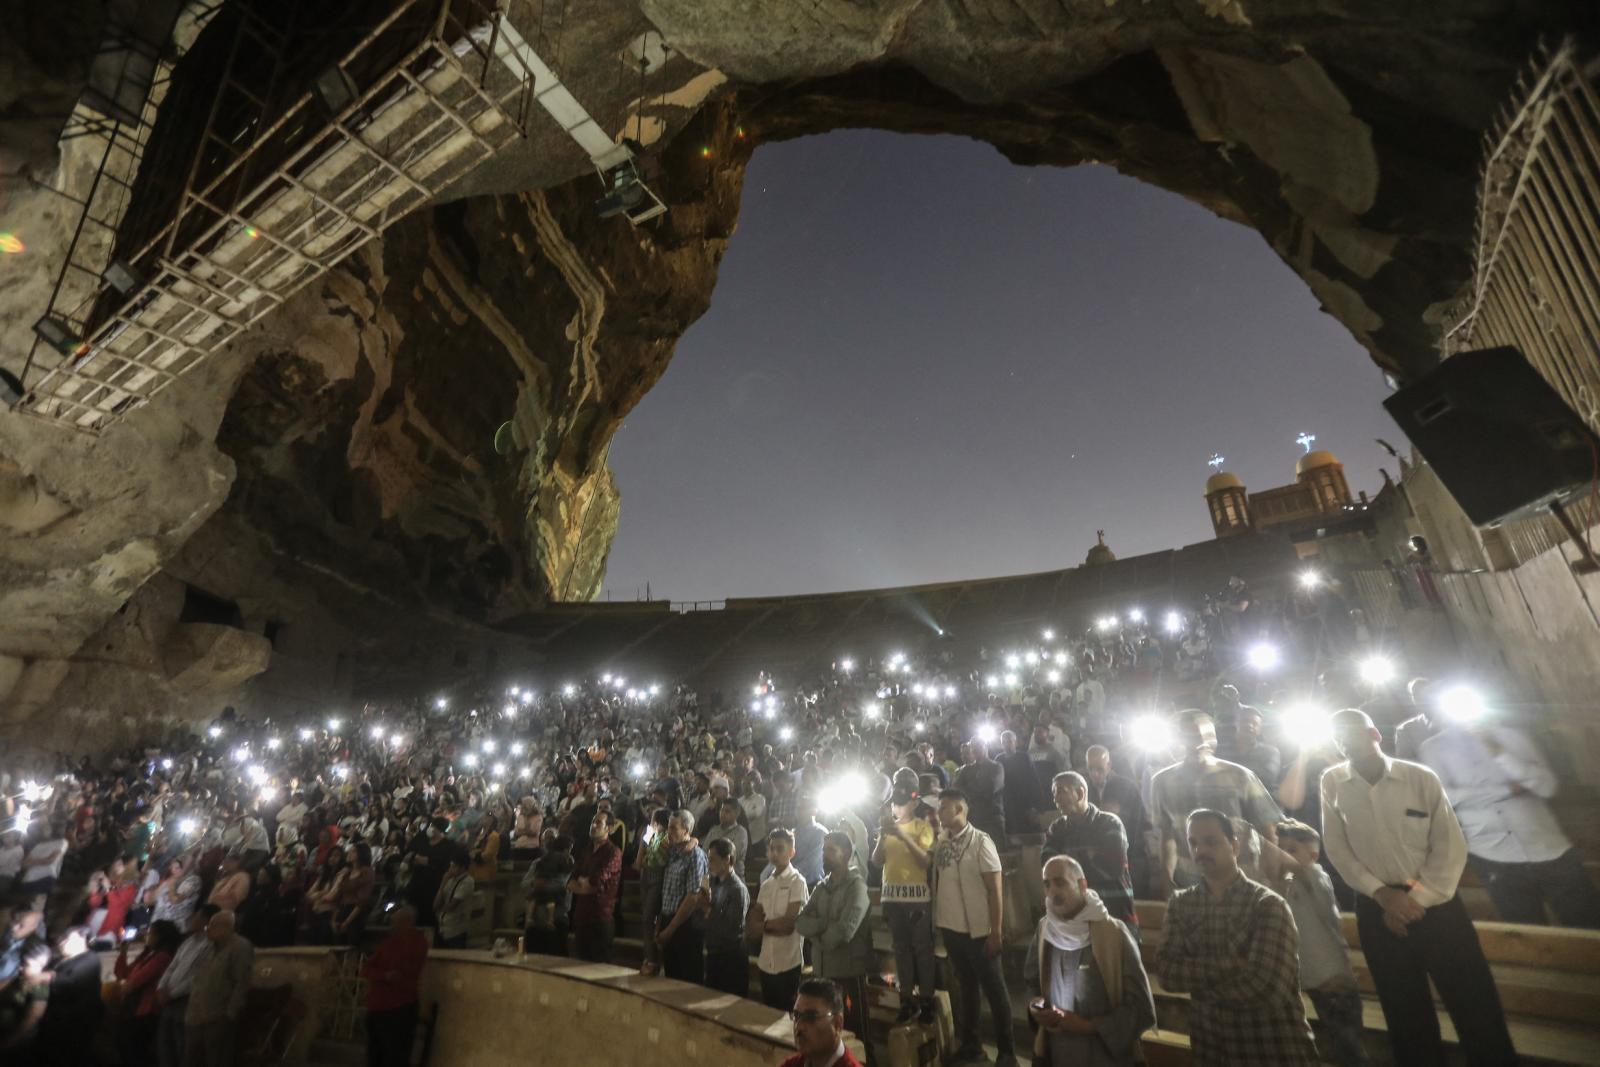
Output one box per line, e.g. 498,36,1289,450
1418,726,1570,864
756,864,809,975
1319,756,1468,908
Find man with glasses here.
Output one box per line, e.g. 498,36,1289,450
781,978,864,1067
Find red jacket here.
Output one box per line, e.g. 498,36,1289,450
779,1046,862,1067
571,842,622,926
361,927,429,1012
91,882,139,938
114,948,173,1017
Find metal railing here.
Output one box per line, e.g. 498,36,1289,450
18,0,535,434
1441,38,1600,565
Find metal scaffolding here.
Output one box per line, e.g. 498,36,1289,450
19,0,536,434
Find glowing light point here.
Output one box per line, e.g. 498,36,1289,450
1296,431,1317,454
1003,672,1018,687
984,674,999,689
298,728,314,742
1128,608,1145,623
464,754,479,768
1438,684,1488,725
1004,654,1020,669
944,685,957,699
1046,669,1062,683
1042,628,1055,642
207,726,223,739
1132,714,1174,753
481,739,497,754
863,702,881,720
632,761,647,779
1247,643,1282,672
326,718,342,732
1164,611,1183,634
563,684,576,697
840,658,855,672
780,726,794,741
179,818,198,836
1299,569,1323,590
976,723,998,744
1207,453,1225,471
1358,655,1397,686
266,737,282,751
436,698,448,710
370,726,385,741
0,232,25,255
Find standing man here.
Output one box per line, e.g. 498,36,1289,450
702,838,751,996
1149,711,1281,897
782,978,864,1067
154,903,220,1067
933,789,1018,1067
655,810,709,983
749,828,809,1011
1025,856,1155,1066
183,910,256,1067
996,731,1044,837
1218,706,1281,790
1322,709,1517,1065
704,798,750,865
1042,772,1137,926
570,811,624,962
794,833,872,1061
432,846,475,950
954,738,1007,842
1419,715,1600,927
792,796,827,888
361,906,428,1067
1085,745,1149,897
1156,810,1315,1066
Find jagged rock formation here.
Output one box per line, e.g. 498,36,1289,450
0,0,1593,747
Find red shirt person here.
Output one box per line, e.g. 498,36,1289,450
570,811,624,964
780,978,864,1067
361,906,430,1067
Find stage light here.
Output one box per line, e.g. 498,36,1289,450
1005,653,1020,669
1299,569,1323,590
1128,608,1145,623
1247,643,1281,672
1280,702,1333,747
266,737,282,751
863,702,881,720
1438,684,1488,725
32,315,80,356
1164,611,1183,634
207,726,223,739
976,723,998,745
1131,715,1174,753
1358,655,1397,686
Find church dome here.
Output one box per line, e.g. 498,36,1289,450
1085,530,1116,567
1205,471,1244,494
1296,449,1340,476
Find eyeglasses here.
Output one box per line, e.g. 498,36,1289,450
788,1009,836,1024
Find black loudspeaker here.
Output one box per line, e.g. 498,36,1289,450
1383,346,1600,526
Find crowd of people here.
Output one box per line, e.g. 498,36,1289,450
0,572,1592,1067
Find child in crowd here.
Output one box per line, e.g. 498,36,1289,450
523,834,575,956
1277,820,1369,1067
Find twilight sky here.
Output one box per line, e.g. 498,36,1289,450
602,131,1401,603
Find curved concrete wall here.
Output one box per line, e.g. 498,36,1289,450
251,947,798,1065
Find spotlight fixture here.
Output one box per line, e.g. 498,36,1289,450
32,315,79,356
103,258,143,295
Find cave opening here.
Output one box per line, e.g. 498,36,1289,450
603,129,1399,604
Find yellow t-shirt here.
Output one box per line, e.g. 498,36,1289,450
881,818,935,902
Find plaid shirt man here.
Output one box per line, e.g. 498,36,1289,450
659,841,709,920
1156,873,1315,1065
767,784,799,834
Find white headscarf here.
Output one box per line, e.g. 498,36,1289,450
1040,887,1110,952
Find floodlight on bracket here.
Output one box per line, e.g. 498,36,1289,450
487,19,666,225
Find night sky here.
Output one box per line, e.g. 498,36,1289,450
603,131,1401,603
